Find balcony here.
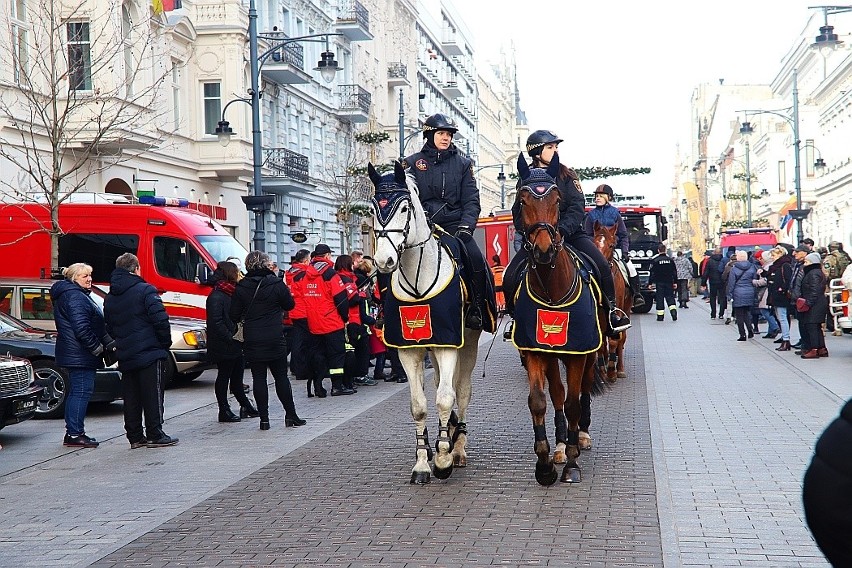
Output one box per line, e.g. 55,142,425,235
441,31,463,56
387,62,409,88
336,84,371,123
262,148,314,194
261,42,310,85
442,80,463,99
335,0,372,41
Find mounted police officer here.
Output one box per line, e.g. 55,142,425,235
503,130,631,335
584,183,647,309
404,113,489,330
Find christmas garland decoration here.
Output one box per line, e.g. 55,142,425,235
720,218,770,229
354,131,391,144
508,166,651,180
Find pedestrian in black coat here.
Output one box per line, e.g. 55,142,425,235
797,253,829,358
206,261,257,422
104,253,177,448
803,398,852,565
229,251,302,430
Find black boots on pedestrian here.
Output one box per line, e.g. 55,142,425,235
240,404,260,419
775,340,791,351
331,378,354,396
218,407,241,423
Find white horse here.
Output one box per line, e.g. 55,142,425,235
369,161,482,484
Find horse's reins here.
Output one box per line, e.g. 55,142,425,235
522,202,581,306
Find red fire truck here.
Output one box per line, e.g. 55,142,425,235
475,196,668,313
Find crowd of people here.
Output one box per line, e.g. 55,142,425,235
692,239,851,357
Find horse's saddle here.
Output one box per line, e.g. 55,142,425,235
436,230,498,333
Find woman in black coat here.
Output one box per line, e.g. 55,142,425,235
797,253,829,358
229,251,302,430
803,398,852,565
206,261,258,422
766,247,794,351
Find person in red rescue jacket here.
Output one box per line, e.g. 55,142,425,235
336,255,377,389
295,244,352,396
285,249,322,396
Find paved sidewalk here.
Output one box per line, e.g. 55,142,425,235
2,298,846,567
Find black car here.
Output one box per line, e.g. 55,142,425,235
0,311,122,419
0,355,44,430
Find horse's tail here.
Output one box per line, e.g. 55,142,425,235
590,360,611,396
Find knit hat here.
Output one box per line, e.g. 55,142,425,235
311,243,332,257
804,252,821,265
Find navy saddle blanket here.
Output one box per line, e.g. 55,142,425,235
383,262,465,349
436,231,498,334
511,267,603,355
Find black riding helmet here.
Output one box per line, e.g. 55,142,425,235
423,113,458,137
594,184,614,199
526,130,564,158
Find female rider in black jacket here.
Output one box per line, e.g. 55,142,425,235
502,130,630,335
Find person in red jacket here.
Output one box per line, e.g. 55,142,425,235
336,255,377,388
285,249,322,396
295,244,352,396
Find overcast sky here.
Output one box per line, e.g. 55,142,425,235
451,0,835,203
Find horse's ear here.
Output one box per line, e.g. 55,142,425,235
516,153,530,182
594,220,602,232
367,163,383,188
546,152,560,179
394,160,407,186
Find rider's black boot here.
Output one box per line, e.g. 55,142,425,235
465,304,483,330
628,275,646,308
606,295,631,335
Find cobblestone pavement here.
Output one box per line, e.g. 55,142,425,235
3,297,848,567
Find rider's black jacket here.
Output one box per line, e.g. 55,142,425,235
511,165,586,239
404,143,479,233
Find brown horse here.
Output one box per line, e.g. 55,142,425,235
513,154,600,486
591,222,632,382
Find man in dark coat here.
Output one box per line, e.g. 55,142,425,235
404,113,490,330
649,243,677,321
104,253,176,448
701,247,727,319
803,397,852,565
797,252,829,358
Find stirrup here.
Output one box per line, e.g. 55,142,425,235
609,307,631,333
503,321,513,340
632,294,646,307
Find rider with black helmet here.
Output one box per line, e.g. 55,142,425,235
585,184,647,308
404,113,490,330
503,130,631,335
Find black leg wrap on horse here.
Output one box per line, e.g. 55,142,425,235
533,423,547,442
554,411,568,444
451,421,467,446
448,411,459,428
608,352,618,363
435,427,451,453
417,428,433,461
567,429,580,446
580,392,591,432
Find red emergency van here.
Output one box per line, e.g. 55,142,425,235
0,198,248,319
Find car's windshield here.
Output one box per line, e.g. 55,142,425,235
0,311,27,333
196,235,249,267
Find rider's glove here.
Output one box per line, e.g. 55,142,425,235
455,226,473,242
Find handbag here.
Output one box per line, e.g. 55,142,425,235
795,297,810,312
233,280,262,342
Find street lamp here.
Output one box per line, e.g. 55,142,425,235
215,0,345,252
810,5,852,54
737,69,807,244
474,164,508,208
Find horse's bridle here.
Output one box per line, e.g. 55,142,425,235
371,189,441,299
520,184,563,268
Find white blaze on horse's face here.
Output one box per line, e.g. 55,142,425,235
374,198,410,273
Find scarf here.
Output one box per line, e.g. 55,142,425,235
215,280,236,296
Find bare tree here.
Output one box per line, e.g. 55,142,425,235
0,0,177,270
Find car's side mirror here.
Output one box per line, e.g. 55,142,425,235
196,263,212,285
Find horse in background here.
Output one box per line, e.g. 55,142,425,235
510,153,601,486
369,161,481,485
592,221,632,381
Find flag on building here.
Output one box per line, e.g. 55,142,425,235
152,0,181,14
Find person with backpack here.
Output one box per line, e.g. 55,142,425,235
700,247,727,320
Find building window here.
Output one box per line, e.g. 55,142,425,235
11,0,29,85
203,82,221,135
121,5,134,96
777,161,786,193
804,139,815,178
171,60,181,131
67,21,92,91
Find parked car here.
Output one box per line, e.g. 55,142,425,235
0,311,122,419
0,355,44,430
0,278,213,384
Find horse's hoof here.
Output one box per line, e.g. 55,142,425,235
410,471,431,484
616,371,627,379
578,432,592,451
560,466,581,483
453,454,467,467
432,462,454,480
535,462,558,486
552,450,566,464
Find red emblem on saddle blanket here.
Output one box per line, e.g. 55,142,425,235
536,309,569,347
399,305,433,341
